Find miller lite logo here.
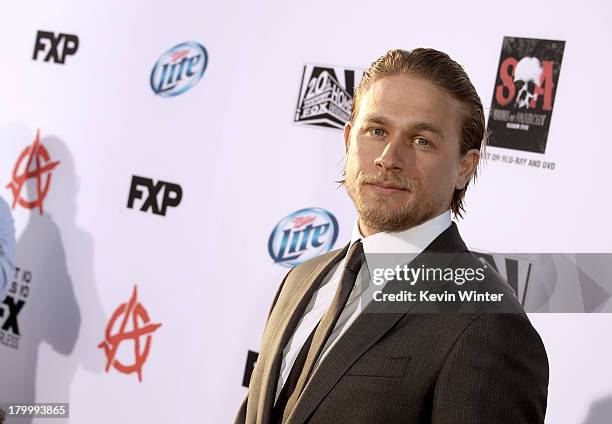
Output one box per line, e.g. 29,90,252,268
487,36,565,154
268,208,339,268
294,64,364,130
150,42,208,97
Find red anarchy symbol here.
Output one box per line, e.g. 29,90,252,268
6,129,60,215
98,285,162,382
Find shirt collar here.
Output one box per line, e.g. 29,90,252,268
349,209,452,254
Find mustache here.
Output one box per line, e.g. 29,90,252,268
358,173,416,191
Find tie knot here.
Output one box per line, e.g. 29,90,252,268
345,240,365,274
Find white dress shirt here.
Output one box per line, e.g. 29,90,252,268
275,210,452,402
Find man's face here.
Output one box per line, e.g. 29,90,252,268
343,73,479,234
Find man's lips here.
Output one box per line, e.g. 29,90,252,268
363,183,410,194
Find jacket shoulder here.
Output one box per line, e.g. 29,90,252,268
286,245,348,280
452,250,526,314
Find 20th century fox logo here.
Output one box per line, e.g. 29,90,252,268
294,64,364,130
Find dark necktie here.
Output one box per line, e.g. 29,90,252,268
273,240,365,423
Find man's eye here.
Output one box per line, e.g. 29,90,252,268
369,128,386,137
415,137,430,146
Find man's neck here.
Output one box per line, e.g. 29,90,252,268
357,220,381,237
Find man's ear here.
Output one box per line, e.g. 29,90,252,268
456,148,480,190
343,121,352,154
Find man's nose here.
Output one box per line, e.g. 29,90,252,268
374,140,405,171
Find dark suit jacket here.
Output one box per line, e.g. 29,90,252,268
236,223,549,423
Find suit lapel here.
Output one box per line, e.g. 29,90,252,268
286,222,468,424
286,307,409,423
255,243,350,423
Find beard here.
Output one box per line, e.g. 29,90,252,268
344,166,440,233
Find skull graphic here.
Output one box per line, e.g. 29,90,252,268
513,57,543,109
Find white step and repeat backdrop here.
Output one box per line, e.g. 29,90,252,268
1,1,612,423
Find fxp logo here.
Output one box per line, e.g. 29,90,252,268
150,42,208,97
268,208,338,268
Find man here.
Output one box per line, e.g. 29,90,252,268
0,195,16,297
237,48,549,423
0,196,13,424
